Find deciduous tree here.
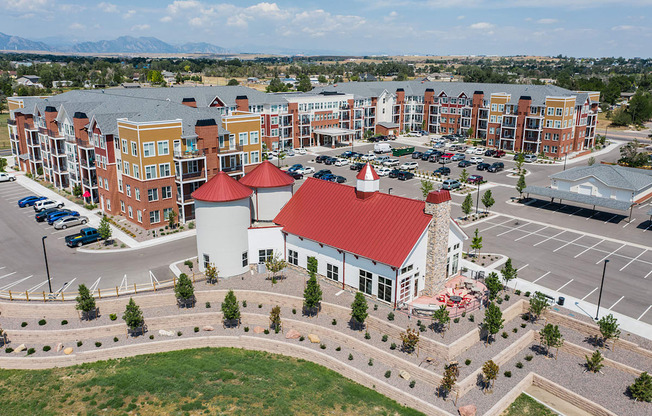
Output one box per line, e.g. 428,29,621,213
98,215,112,242
482,360,499,392
420,179,434,199
470,228,483,257
400,327,420,354
432,305,450,337
528,291,550,322
484,272,502,301
462,194,473,218
539,324,564,359
481,190,495,213
516,174,526,199
482,302,504,345
500,258,517,291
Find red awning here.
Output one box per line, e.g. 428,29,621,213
82,191,91,198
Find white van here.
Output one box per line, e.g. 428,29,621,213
374,142,392,154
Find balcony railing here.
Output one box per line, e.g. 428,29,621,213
7,119,16,126
222,165,243,173
217,144,243,154
176,171,205,181
174,149,205,159
80,159,96,168
76,138,93,148
82,178,98,188
177,193,194,202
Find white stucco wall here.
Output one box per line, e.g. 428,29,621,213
376,91,395,124
195,199,250,277
553,178,634,202
248,226,284,264
252,185,293,221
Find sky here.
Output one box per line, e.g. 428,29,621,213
2,0,652,57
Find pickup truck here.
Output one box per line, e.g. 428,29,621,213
65,227,101,248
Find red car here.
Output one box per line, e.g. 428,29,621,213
495,150,506,158
467,175,484,184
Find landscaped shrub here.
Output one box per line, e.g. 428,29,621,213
368,358,374,366
43,345,51,352
504,371,512,377
258,304,262,308
332,319,337,325
263,329,269,335
515,290,522,295
382,335,388,342
292,308,296,314
525,355,533,361
299,336,305,341
77,341,83,347
27,348,35,355
374,304,378,311
95,342,102,348
390,343,397,350
242,300,247,307
21,322,27,327
336,346,341,351
348,353,353,360
516,362,523,369
461,312,466,318
419,324,427,332
149,335,154,340
453,317,460,323
364,332,371,340
320,344,326,350
504,294,510,301
525,291,531,297
384,370,391,378
409,380,416,388
205,302,211,308
465,359,471,366
496,298,503,304
244,327,249,332
177,331,182,337
502,332,509,339
513,328,518,333
5,348,13,353
61,320,68,326
387,312,395,321
113,337,119,342
521,313,530,321
109,314,117,321
469,314,475,322
521,323,527,328
194,327,199,333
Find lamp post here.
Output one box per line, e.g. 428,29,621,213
475,181,481,215
388,187,393,195
41,236,52,294
594,259,609,320
563,152,568,171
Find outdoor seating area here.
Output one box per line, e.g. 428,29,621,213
409,275,487,317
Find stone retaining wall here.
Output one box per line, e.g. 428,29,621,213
561,340,644,377
483,372,535,416
531,374,618,416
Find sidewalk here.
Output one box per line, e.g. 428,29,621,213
565,140,622,166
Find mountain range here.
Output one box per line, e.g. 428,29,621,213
0,32,228,55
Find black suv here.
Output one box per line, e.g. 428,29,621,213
434,167,451,175
350,162,365,171
313,169,332,178
487,162,505,173
324,157,337,165
476,162,491,171
388,169,401,178
315,155,329,163
35,207,65,222
397,171,415,181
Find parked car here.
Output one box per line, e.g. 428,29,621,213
350,162,366,171
469,156,484,164
487,162,505,173
495,150,506,158
334,158,349,166
442,179,462,190
474,148,485,155
374,142,392,153
421,150,434,161
0,172,16,182
434,167,451,175
405,131,421,137
375,155,391,164
360,153,375,161
331,175,347,183
48,210,79,225
451,153,465,161
287,171,304,180
476,162,491,171
377,167,391,176
295,147,307,155
53,215,88,230
313,169,332,179
35,207,62,222
467,175,484,184
324,157,337,165
400,161,419,170
388,169,401,178
315,155,328,163
33,199,64,212
458,160,472,168
397,171,415,181
383,158,400,167
297,166,315,175
484,149,497,157
321,173,336,181
288,164,303,172
411,151,423,159
65,227,101,248
439,153,454,163
466,147,478,154
286,149,295,157
340,151,354,158
18,196,47,207
524,154,538,163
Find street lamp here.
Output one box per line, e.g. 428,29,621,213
475,181,481,215
41,236,52,293
594,259,609,320
563,152,568,171
388,187,393,195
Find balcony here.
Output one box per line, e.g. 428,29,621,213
76,138,93,149
82,178,98,188
7,119,16,126
177,193,194,203
175,170,205,181
174,149,205,159
80,159,96,168
222,165,243,173
52,164,68,173
217,144,243,154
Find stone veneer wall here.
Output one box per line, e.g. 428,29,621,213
423,199,452,296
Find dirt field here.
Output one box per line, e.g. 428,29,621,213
0,112,10,150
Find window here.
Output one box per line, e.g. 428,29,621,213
327,264,339,281
359,270,373,295
219,136,224,148
98,176,103,189
288,250,298,265
157,140,169,155
134,188,140,201
553,133,559,141
148,188,159,201
565,107,569,116
121,139,128,153
250,131,259,144
118,179,123,192
123,161,130,176
545,133,550,141
378,276,392,303
251,151,260,163
143,142,155,157
543,145,549,153
498,104,504,112
399,275,411,303
489,127,495,134
159,163,171,178
238,132,248,146
131,141,138,156
552,146,558,153
145,165,156,180
128,206,133,218
149,210,160,224
163,207,174,220
117,158,122,171
242,251,248,267
243,153,249,165
104,178,109,190
106,199,111,210
126,184,131,197
137,210,142,223
203,254,210,269
401,265,413,275
133,164,140,179
259,249,273,263
491,104,497,111
162,186,172,199
120,201,125,212
556,108,563,116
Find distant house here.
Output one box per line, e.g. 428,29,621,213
281,78,297,86
16,75,42,87
360,73,377,82
52,80,73,88
247,77,259,83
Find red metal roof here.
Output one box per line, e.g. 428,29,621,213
239,160,295,188
426,190,451,204
274,178,432,268
356,163,379,180
192,172,253,202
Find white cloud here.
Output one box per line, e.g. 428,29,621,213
70,22,85,30
123,9,136,19
167,0,201,14
98,2,118,13
282,9,367,38
131,24,150,31
160,16,172,22
469,22,494,30
537,18,558,24
2,0,50,11
457,15,465,20
612,25,636,31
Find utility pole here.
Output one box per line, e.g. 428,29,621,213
595,259,609,320
42,236,52,293
475,181,481,215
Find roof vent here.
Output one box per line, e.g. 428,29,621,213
182,98,196,102
519,96,532,101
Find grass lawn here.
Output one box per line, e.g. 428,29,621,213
0,347,424,416
502,393,557,416
0,112,9,150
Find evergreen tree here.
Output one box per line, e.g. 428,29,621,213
439,363,459,402
516,174,526,199
459,168,469,183
432,305,450,337
528,291,550,322
470,228,483,257
585,350,604,373
629,372,652,402
481,190,495,213
221,290,241,323
122,298,144,330
462,194,473,218
482,360,499,392
174,273,195,302
482,302,504,345
500,258,517,291
539,324,564,359
75,284,96,318
227,78,239,86
597,314,621,350
350,292,368,328
484,272,502,301
98,215,112,241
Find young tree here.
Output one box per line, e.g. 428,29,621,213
75,284,97,319
515,153,525,175
167,210,177,229
482,360,499,393
482,302,504,346
587,156,596,166
432,305,450,338
470,228,483,257
500,258,517,291
303,275,323,316
350,292,368,329
420,179,434,199
481,190,495,213
122,298,145,331
98,215,112,242
597,314,621,350
516,174,526,199
539,324,564,359
462,193,473,219
585,350,605,373
0,157,7,173
227,78,239,86
484,272,502,301
221,290,241,325
269,305,282,331
265,252,287,283
459,168,469,183
400,327,420,354
438,363,459,402
628,372,652,402
174,273,195,305
205,263,218,284
528,291,550,323
466,126,474,139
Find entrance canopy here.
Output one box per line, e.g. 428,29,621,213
313,127,356,148
523,185,632,211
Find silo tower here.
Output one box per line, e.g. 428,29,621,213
239,160,295,222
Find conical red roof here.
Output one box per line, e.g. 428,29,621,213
192,172,253,202
356,163,379,181
239,160,295,188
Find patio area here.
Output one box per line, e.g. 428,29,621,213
408,275,488,318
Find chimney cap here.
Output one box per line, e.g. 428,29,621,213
519,95,532,101
195,118,217,126
73,112,87,119
396,88,404,92
473,90,484,95
425,88,434,92
426,189,451,204
45,106,56,113
182,97,196,102
235,95,248,100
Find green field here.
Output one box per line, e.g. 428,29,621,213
0,347,424,416
502,393,557,416
0,112,9,150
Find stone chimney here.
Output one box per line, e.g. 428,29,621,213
423,189,452,296
235,95,249,112
182,98,197,108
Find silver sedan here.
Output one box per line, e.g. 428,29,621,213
53,215,89,230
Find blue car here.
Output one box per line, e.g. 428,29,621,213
18,196,47,207
321,174,336,181
288,164,303,172
47,210,79,225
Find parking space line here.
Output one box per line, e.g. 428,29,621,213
553,235,584,252
596,244,625,264
0,267,4,270
619,249,647,271
568,207,584,216
638,305,652,321
604,214,618,224
581,287,598,301
557,279,574,291
586,212,598,221
89,277,102,293
479,218,512,233
519,264,529,271
574,239,604,258
536,202,552,211
645,270,652,279
515,226,548,241
533,230,565,247
533,271,550,283
552,204,567,213
27,280,49,293
496,221,530,237
0,275,33,291
0,271,17,280
609,296,625,310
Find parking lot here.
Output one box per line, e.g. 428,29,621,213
477,214,652,325
0,180,193,295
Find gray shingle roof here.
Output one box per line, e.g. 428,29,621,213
550,165,652,192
